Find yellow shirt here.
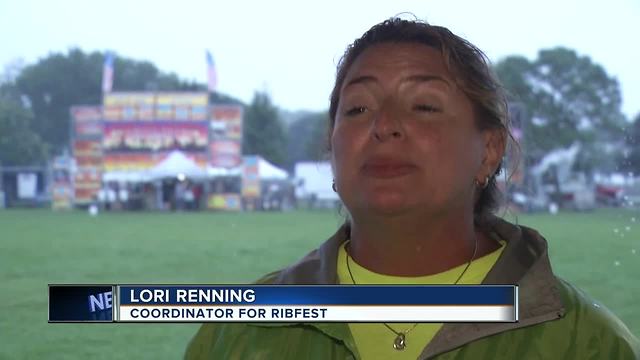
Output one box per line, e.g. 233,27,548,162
337,241,506,360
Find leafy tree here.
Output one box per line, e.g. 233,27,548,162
14,48,202,154
243,92,287,167
0,84,48,166
209,91,244,106
621,114,640,174
495,47,626,173
306,112,330,160
286,111,329,169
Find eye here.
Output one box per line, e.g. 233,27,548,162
413,104,440,113
344,106,367,116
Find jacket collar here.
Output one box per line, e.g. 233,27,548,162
260,216,566,359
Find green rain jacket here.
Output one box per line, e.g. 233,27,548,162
185,217,640,359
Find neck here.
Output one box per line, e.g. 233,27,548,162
347,209,498,276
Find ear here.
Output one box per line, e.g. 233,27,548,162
481,128,506,177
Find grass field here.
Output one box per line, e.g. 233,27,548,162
1,208,639,359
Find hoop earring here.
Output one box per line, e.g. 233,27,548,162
475,176,490,189
332,180,337,192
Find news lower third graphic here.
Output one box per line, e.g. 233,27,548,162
48,285,518,323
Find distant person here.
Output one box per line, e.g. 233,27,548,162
184,183,195,210
192,184,202,210
96,186,107,210
143,183,156,210
105,184,116,211
175,180,187,211
186,18,640,359
118,183,129,210
111,183,122,210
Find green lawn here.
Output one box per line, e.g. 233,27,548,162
1,208,638,359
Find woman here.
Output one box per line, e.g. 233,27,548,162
186,18,639,359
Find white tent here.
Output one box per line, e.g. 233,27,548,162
147,150,207,180
294,161,339,201
206,166,242,177
257,157,288,180
102,171,150,183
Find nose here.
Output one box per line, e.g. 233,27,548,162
371,103,405,142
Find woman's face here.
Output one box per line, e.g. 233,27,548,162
331,42,501,219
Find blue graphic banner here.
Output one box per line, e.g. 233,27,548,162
118,285,516,306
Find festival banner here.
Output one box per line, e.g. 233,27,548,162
209,140,241,168
210,105,242,140
75,121,103,138
74,184,101,204
241,156,260,198
74,166,101,204
73,140,103,204
74,168,102,185
207,194,242,211
103,93,155,121
103,152,207,172
155,93,208,121
51,156,73,209
86,91,211,122
103,153,160,171
52,184,73,210
71,106,103,138
74,140,103,157
103,122,208,153
75,155,103,168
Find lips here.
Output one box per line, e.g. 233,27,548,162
361,157,417,179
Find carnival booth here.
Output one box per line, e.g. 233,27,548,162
206,166,242,211
207,156,290,211
100,150,207,211
146,151,207,210
99,153,291,212
100,169,151,211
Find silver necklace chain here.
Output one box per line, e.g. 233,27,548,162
344,237,478,351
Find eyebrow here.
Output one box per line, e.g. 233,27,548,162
404,74,450,86
344,74,450,89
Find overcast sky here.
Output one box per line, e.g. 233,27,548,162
1,0,638,118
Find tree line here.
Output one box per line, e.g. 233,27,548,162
1,47,639,174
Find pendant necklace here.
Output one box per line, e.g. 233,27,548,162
344,237,478,351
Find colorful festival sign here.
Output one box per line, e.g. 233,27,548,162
73,167,102,204
73,140,103,204
103,92,208,122
103,93,155,121
156,93,208,121
103,122,208,153
210,105,242,140
209,140,241,168
104,93,153,121
74,140,103,157
103,152,207,172
207,194,242,211
71,106,103,138
241,156,261,198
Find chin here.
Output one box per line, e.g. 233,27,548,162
361,193,415,216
